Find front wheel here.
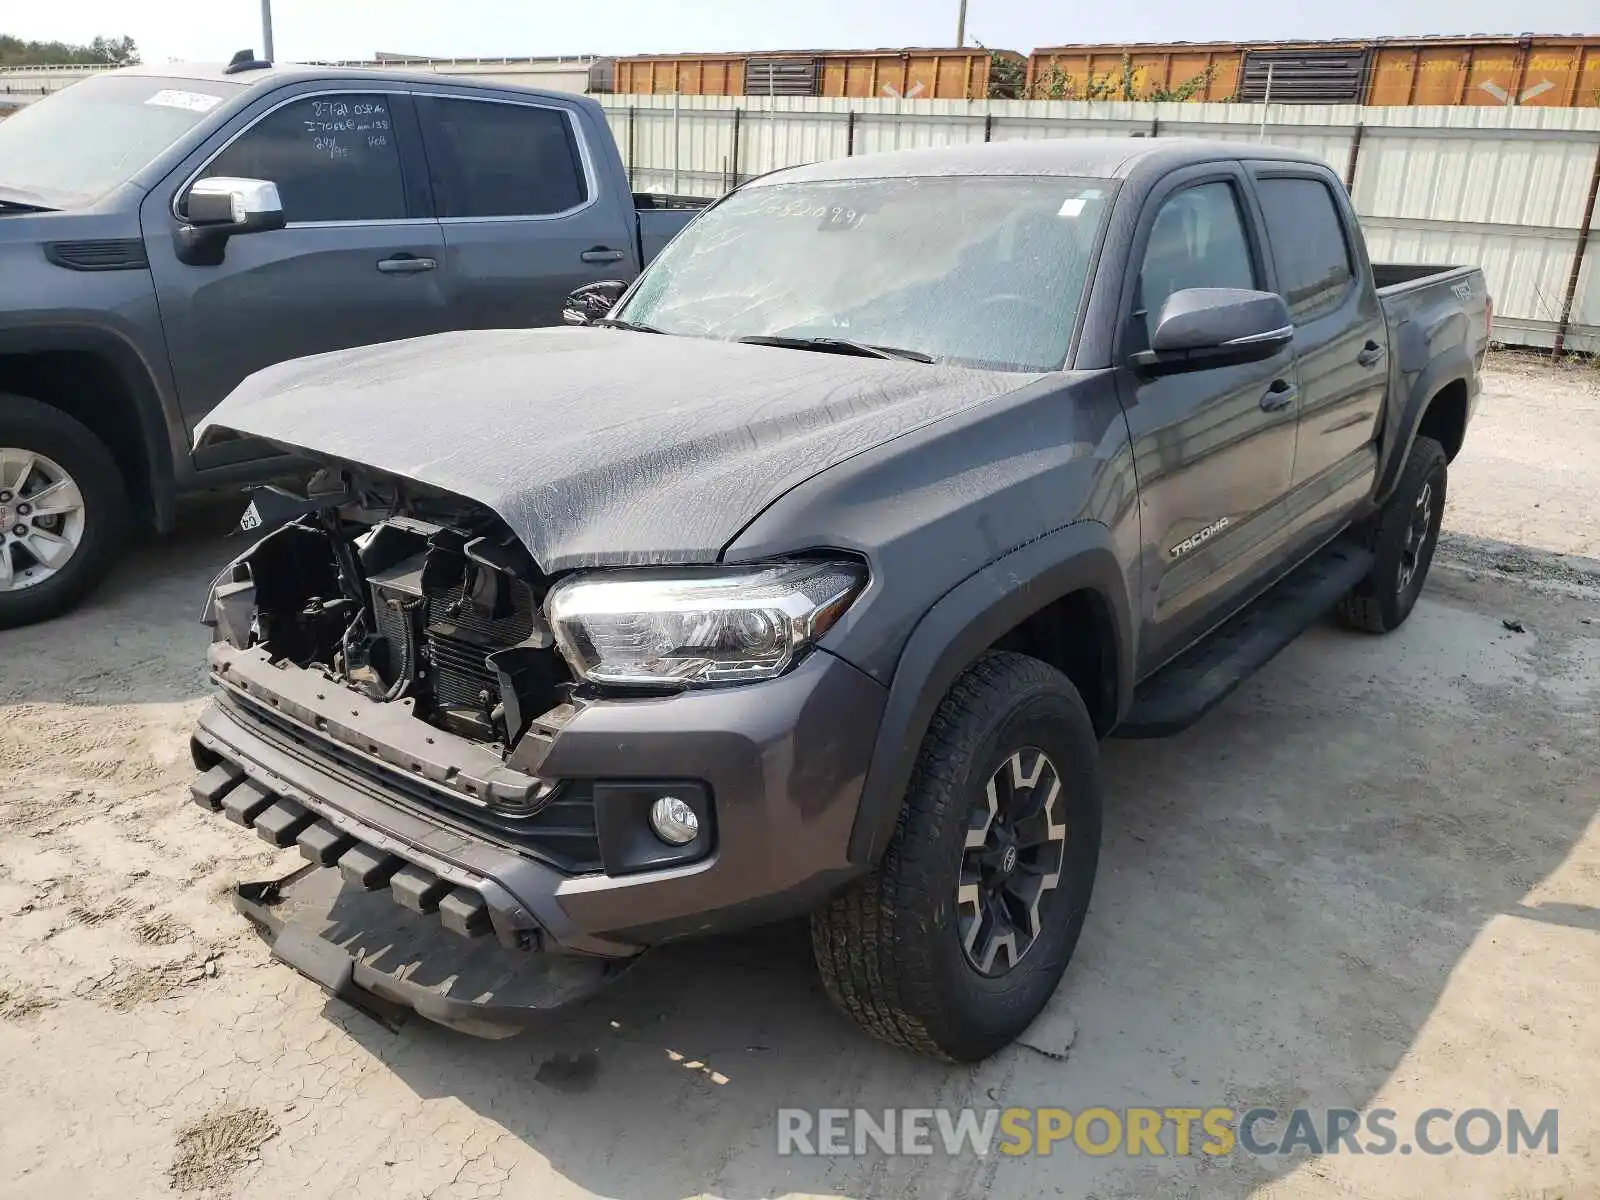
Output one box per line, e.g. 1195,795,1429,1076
1337,435,1447,634
811,651,1102,1062
0,394,129,630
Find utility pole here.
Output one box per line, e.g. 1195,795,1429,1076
260,0,276,61
955,0,968,47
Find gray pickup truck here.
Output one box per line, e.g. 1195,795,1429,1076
185,138,1489,1060
0,53,704,628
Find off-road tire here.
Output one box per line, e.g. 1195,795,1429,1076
811,651,1102,1062
1336,435,1447,634
0,393,129,630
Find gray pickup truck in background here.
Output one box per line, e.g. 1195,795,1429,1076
0,53,705,628
185,137,1490,1060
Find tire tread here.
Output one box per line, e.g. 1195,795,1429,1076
812,651,1096,1060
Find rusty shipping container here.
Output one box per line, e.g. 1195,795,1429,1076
614,48,1025,100
613,54,746,95
1027,35,1600,106
1366,36,1600,106
1026,42,1246,101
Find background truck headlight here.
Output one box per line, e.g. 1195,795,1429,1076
546,561,865,687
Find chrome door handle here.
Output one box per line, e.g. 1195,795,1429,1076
580,248,626,264
1357,340,1386,367
376,256,436,274
1261,379,1298,412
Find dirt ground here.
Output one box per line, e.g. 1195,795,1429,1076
1,354,1596,1200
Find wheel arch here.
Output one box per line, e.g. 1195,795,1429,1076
0,327,177,531
846,520,1134,867
1373,330,1475,509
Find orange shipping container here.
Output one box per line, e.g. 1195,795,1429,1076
614,48,1025,100
1369,38,1600,106
1031,36,1600,107
613,55,746,96
1027,42,1244,101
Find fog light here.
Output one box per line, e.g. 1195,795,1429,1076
649,795,700,846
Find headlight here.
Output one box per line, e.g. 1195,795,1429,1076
546,561,866,687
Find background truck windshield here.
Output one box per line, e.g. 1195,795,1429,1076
0,75,240,208
618,175,1113,372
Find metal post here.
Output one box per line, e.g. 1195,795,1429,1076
626,106,637,189
1552,144,1600,357
846,109,856,156
956,0,968,48
672,91,681,195
729,106,742,188
1258,62,1273,143
260,0,275,61
983,112,993,142
1343,123,1366,192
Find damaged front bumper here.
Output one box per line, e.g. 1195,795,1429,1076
191,644,887,1035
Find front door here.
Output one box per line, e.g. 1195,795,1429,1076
143,88,449,461
1116,169,1301,674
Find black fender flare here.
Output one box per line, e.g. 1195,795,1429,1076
1372,330,1472,509
846,519,1135,866
0,324,178,530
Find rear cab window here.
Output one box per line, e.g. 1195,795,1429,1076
418,96,590,218
1253,176,1356,321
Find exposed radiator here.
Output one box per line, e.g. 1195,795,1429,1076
423,578,537,713
368,557,537,725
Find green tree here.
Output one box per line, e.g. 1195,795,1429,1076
0,33,140,67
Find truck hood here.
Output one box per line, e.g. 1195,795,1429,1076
198,326,1045,571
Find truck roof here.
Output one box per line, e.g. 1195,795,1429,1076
759,137,1326,185
111,60,583,103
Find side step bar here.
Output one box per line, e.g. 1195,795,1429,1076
1115,538,1375,739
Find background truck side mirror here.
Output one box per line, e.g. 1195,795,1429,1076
1130,288,1293,375
563,280,629,326
176,177,286,267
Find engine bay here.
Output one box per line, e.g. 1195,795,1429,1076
208,471,573,762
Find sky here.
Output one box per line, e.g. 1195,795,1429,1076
8,0,1595,65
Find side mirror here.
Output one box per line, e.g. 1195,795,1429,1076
1129,288,1293,376
176,177,285,266
563,280,628,326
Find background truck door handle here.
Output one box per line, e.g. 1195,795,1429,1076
580,247,626,264
1261,379,1297,412
376,255,437,275
1358,340,1387,367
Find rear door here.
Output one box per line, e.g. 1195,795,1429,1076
143,87,448,455
1248,166,1386,542
1115,165,1302,674
413,92,643,329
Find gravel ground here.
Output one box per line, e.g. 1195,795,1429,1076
0,355,1597,1199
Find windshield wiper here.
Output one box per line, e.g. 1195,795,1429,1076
591,317,665,334
0,198,55,213
737,335,934,363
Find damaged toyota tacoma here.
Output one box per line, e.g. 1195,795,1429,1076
188,139,1489,1061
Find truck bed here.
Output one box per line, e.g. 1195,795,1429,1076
635,192,713,265
1372,262,1474,296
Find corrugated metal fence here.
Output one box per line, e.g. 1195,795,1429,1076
598,94,1600,353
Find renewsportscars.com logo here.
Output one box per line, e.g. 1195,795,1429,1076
777,1107,1560,1159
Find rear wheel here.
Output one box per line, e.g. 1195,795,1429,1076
1337,435,1447,634
811,651,1102,1062
0,394,129,629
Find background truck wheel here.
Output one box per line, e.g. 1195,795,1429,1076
811,651,1102,1062
0,393,129,630
1337,435,1448,635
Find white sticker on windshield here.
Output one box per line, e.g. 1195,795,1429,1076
145,89,223,114
1058,197,1088,217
